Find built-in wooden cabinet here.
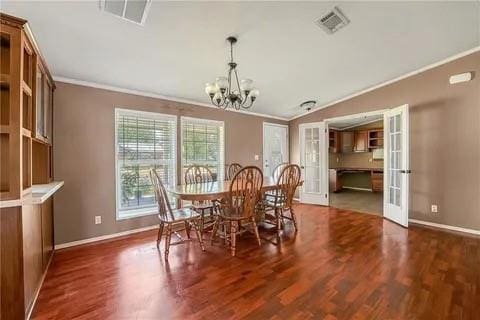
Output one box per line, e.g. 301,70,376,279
354,130,368,152
329,129,340,153
371,172,384,192
368,129,384,149
340,131,354,153
0,13,60,320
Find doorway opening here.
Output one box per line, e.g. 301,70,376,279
327,114,384,216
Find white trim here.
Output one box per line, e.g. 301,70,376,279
263,122,290,175
114,108,177,220
342,186,372,192
409,219,480,236
180,116,225,181
55,225,159,250
53,76,289,121
290,46,480,121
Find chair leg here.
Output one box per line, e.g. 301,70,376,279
290,207,298,231
200,210,205,233
251,217,262,247
211,216,219,244
184,221,191,239
230,221,237,257
157,222,164,248
275,208,282,232
192,219,206,251
164,224,172,260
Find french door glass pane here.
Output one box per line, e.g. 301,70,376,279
388,114,402,206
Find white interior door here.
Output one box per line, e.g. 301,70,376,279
299,122,328,205
384,104,410,227
263,123,289,177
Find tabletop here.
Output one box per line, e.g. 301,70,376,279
167,177,281,201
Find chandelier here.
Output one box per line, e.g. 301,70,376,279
205,36,259,110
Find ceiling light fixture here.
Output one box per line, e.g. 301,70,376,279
205,36,259,110
300,100,316,111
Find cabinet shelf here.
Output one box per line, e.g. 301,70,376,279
22,128,31,137
0,125,9,134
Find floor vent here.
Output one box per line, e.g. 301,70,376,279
315,6,350,34
99,0,151,25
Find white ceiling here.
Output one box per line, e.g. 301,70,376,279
3,1,479,119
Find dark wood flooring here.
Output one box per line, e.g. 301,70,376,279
32,204,480,320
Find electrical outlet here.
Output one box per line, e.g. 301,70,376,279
254,154,259,161
95,216,102,224
431,205,438,213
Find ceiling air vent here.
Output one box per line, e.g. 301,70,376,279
99,0,152,25
315,6,350,34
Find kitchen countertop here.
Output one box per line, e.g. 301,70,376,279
0,181,64,208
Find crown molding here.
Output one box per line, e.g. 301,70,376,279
289,46,480,121
52,76,289,121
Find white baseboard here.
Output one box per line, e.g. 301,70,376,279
409,219,480,236
55,225,159,249
342,186,372,192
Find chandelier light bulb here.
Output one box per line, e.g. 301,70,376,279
215,77,228,90
240,79,253,92
205,83,217,96
250,88,260,99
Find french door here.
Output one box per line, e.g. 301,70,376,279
384,104,410,227
263,123,289,177
299,122,328,205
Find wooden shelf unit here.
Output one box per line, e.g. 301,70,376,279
368,129,384,149
1,13,58,320
0,13,55,201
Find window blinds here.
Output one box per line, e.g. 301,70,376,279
115,109,176,218
181,117,224,181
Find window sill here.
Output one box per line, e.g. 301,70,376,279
116,207,158,221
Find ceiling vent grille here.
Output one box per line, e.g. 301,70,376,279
99,0,151,25
315,7,350,34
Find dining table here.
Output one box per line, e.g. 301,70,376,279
166,176,297,202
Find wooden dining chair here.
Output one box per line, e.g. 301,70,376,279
211,166,263,256
272,162,289,180
150,168,205,260
184,165,217,232
226,163,242,180
264,164,301,232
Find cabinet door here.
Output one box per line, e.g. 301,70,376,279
22,204,43,312
44,79,52,142
341,131,353,153
35,66,45,138
354,131,368,152
41,197,54,270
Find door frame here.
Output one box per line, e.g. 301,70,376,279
298,122,329,205
262,122,289,175
322,108,410,227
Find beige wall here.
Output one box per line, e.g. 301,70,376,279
291,51,480,230
53,82,286,245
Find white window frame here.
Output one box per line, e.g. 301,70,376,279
115,108,177,220
180,116,225,183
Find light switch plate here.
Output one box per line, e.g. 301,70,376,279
95,216,102,224
254,155,259,161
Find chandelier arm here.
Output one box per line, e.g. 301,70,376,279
233,68,243,102
242,98,254,109
227,66,233,96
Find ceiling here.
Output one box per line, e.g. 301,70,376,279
2,1,479,119
329,114,383,130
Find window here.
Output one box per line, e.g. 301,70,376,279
115,108,176,219
181,117,224,181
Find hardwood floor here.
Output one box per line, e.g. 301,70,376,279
32,204,480,320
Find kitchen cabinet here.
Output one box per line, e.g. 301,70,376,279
329,130,340,153
329,169,342,192
340,131,354,153
371,172,384,192
354,130,368,152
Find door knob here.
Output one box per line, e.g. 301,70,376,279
300,166,305,169
400,169,411,174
